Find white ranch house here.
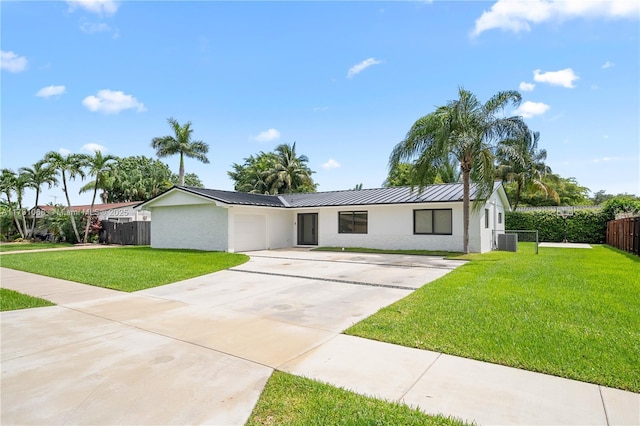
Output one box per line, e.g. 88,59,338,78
138,183,509,253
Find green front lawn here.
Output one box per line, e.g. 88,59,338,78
0,288,54,311
314,246,463,257
0,247,249,292
247,371,467,426
0,242,74,252
346,244,640,392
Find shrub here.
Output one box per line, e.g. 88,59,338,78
506,209,607,243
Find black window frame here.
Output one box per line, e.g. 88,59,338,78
498,212,503,224
485,209,490,229
413,209,453,235
338,211,368,234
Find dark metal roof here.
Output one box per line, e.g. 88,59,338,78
176,183,481,208
280,183,479,207
180,187,287,207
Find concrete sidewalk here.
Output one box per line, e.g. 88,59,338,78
1,263,639,425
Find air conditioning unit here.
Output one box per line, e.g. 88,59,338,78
498,233,518,252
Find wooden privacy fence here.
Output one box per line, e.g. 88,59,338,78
606,217,639,256
101,221,150,245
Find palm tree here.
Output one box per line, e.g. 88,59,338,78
0,169,26,239
496,129,558,209
20,160,58,237
151,117,210,186
44,151,86,243
79,151,117,242
390,87,526,253
267,142,316,193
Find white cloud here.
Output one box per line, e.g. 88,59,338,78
347,58,382,79
254,128,281,143
81,143,107,153
82,89,146,114
519,81,535,91
533,68,579,88
1,50,28,73
602,61,615,69
80,21,111,33
67,0,119,16
59,148,71,156
472,0,640,36
36,85,67,98
321,158,341,170
515,101,550,118
592,156,622,164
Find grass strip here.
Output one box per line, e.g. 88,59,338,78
313,246,462,257
0,288,54,311
0,247,249,292
0,242,74,252
247,371,467,426
346,244,640,392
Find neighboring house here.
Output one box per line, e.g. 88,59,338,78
137,183,509,253
34,202,151,223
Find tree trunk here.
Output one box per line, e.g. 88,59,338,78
17,197,29,239
514,182,522,210
462,168,471,254
83,181,99,243
30,188,40,238
5,192,25,239
62,172,82,243
179,152,185,186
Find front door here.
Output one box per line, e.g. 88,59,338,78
297,213,318,245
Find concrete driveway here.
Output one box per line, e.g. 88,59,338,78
1,250,464,425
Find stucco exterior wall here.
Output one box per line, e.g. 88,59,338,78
470,190,507,253
305,202,467,252
150,204,228,251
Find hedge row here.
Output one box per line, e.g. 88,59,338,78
505,210,608,244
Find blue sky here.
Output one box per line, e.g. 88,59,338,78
2,0,639,206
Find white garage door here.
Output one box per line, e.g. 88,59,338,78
234,214,267,252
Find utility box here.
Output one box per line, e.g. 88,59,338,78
498,233,518,252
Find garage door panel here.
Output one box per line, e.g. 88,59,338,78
234,214,266,252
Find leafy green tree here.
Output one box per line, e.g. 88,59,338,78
591,190,639,205
0,169,26,239
19,160,58,237
390,87,525,253
104,156,169,202
383,163,414,187
151,117,210,186
496,129,557,209
267,143,316,193
229,152,279,194
44,151,86,243
601,196,640,220
515,174,590,207
171,172,204,188
229,143,316,194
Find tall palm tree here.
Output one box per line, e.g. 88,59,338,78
0,169,26,239
20,160,59,237
44,151,86,243
79,151,117,242
390,87,526,253
151,117,210,186
267,142,316,193
496,129,558,209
